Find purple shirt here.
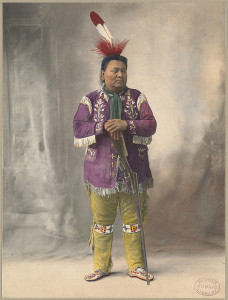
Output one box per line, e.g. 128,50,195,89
73,86,157,196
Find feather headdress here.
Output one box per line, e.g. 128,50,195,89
90,11,128,56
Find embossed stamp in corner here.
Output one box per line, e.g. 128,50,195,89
194,278,220,297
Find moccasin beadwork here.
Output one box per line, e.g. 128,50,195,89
128,266,154,281
84,269,111,281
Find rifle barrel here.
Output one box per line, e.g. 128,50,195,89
112,138,150,285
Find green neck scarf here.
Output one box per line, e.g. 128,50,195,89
103,85,126,120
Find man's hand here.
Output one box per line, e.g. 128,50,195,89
104,119,128,141
104,119,128,133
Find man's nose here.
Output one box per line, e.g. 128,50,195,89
117,70,123,77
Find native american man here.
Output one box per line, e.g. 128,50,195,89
73,12,157,281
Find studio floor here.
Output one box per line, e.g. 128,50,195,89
2,249,225,299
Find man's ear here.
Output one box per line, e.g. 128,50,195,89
101,70,105,81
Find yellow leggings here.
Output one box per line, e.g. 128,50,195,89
88,190,149,272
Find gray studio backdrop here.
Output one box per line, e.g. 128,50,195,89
3,3,225,258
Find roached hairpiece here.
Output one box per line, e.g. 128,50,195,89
90,11,128,56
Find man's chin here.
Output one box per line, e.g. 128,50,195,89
107,83,126,92
115,83,126,89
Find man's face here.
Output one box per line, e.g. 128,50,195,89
101,60,127,92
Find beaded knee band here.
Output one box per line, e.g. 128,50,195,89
94,223,114,234
122,223,141,233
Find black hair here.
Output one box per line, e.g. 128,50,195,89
101,55,128,71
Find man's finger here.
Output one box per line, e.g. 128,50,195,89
106,123,117,129
105,123,115,130
110,127,120,133
105,120,116,126
106,120,119,126
106,125,119,132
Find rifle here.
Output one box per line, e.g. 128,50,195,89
112,135,150,285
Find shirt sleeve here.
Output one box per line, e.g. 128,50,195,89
125,93,157,140
73,96,105,147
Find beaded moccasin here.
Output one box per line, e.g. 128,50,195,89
128,266,154,281
84,269,111,281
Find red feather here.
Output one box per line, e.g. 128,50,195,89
90,11,105,26
91,38,128,56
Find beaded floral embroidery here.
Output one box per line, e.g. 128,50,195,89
123,223,141,233
86,148,96,162
95,122,103,135
138,146,147,159
129,267,154,281
80,96,92,114
98,88,109,103
94,224,114,234
137,93,147,112
94,99,105,122
84,269,111,281
124,90,138,120
128,120,136,134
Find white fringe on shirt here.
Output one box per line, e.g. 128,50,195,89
133,135,152,145
85,178,153,197
74,135,96,147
